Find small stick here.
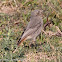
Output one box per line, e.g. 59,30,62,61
13,47,18,53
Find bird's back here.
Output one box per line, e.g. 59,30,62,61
26,16,43,31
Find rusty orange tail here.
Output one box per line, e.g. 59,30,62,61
17,37,26,46
13,37,26,53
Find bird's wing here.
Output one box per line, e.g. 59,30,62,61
17,28,37,46
21,17,43,40
21,28,37,39
22,16,43,39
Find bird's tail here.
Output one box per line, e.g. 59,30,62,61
17,37,26,46
13,37,26,53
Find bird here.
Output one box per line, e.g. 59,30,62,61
13,9,43,53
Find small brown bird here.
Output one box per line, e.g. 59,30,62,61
13,9,43,53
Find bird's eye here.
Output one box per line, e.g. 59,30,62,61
37,11,40,14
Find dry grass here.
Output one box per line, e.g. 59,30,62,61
0,0,62,62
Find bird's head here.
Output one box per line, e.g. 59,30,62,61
31,9,44,18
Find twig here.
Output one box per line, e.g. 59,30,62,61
20,0,30,8
14,0,18,7
42,26,62,37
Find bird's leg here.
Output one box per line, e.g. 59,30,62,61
34,41,37,49
32,38,37,49
29,40,37,48
29,41,34,48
